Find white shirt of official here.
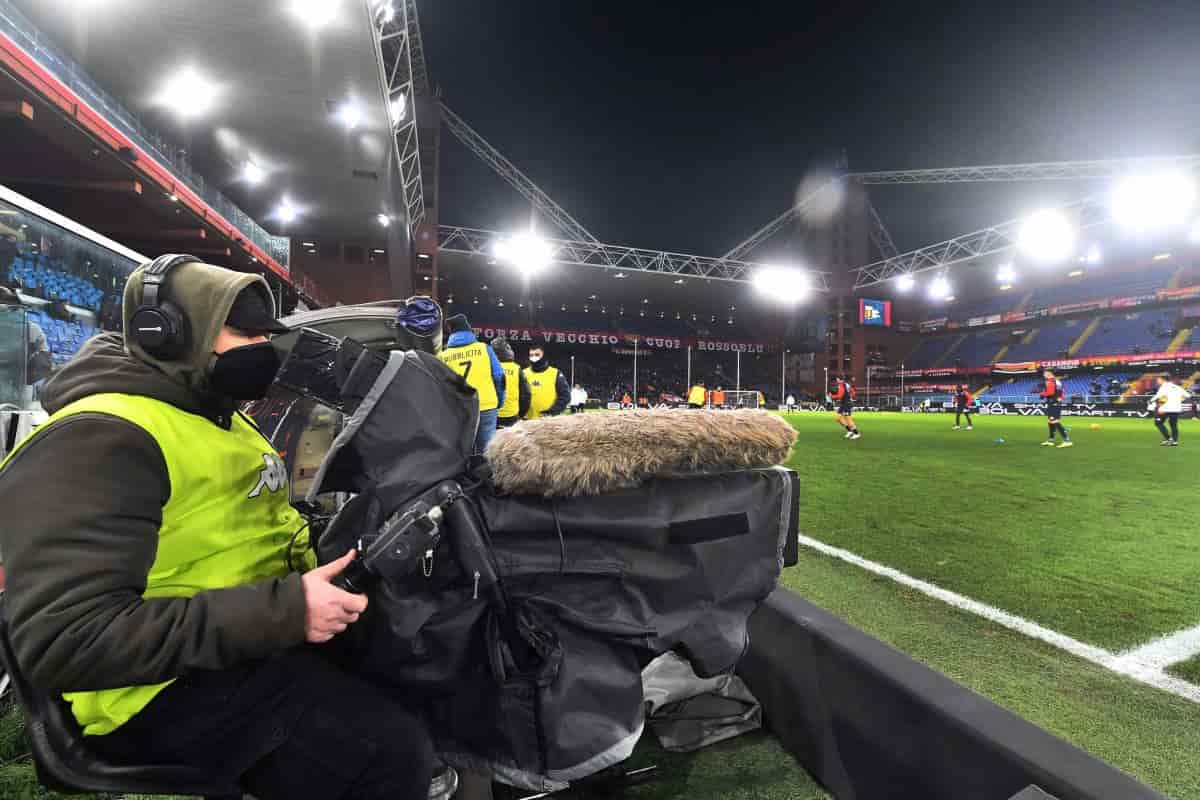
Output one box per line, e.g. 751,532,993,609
570,387,588,407
1150,381,1191,414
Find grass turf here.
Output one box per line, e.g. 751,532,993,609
1169,653,1200,685
4,411,1196,798
780,410,1200,798
783,411,1200,651
778,553,1200,799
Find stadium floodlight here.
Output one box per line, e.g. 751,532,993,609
376,213,392,227
929,275,952,300
335,100,363,130
289,0,339,29
274,197,300,224
753,265,810,304
1017,209,1075,263
1111,171,1196,232
1084,244,1102,265
154,67,220,119
896,273,916,292
389,93,407,126
996,263,1016,283
492,232,554,276
240,159,265,186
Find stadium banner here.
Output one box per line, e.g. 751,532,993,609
994,349,1200,372
898,366,990,378
1110,293,1157,310
1156,284,1200,302
977,401,1197,418
471,325,772,352
858,298,892,327
919,317,947,332
967,313,1004,327
896,320,914,333
1049,299,1109,316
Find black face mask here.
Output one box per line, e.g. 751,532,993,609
210,341,281,400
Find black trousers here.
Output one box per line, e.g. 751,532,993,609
955,408,972,425
1156,412,1180,441
89,648,433,800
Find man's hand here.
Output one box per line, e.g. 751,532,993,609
301,550,369,643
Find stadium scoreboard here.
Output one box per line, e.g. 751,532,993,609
859,298,892,327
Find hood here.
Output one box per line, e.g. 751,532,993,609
40,332,234,421
491,337,515,362
123,259,272,395
447,330,479,348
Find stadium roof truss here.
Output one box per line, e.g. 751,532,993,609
440,102,601,244
851,195,1109,289
376,0,427,231
721,155,1200,290
849,155,1200,185
720,179,846,262
438,225,833,289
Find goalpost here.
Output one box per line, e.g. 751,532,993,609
723,390,761,409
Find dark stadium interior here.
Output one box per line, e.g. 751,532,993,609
3,1,1200,799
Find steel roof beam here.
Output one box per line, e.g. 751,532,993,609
849,155,1200,185
851,195,1110,289
438,225,833,290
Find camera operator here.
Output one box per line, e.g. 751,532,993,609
0,258,437,800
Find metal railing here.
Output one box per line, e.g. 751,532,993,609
0,0,289,267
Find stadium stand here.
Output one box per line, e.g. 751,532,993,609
1073,310,1177,357
1001,319,1089,362
25,307,98,366
7,257,105,311
1023,264,1177,309
947,294,1014,322
977,372,1137,403
948,329,1010,366
903,335,959,369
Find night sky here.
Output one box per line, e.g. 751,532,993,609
424,0,1200,261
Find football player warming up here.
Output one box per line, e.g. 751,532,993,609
832,376,861,440
1039,369,1072,448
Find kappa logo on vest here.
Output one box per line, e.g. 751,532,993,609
249,452,288,499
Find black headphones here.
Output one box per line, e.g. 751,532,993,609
129,254,202,360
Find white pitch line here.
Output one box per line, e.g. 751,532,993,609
1112,625,1200,673
796,534,1200,704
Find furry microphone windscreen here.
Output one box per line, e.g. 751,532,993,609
487,409,798,497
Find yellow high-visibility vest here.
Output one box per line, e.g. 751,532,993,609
688,385,706,405
0,393,309,735
523,365,560,419
438,343,499,411
498,362,521,419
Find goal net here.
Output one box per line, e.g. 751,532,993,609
723,390,761,409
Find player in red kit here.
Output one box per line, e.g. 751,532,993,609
1039,369,1073,448
953,384,975,430
832,376,861,440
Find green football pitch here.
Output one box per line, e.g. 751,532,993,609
779,410,1200,798
4,411,1199,799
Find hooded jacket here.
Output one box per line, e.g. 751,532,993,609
0,261,307,693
